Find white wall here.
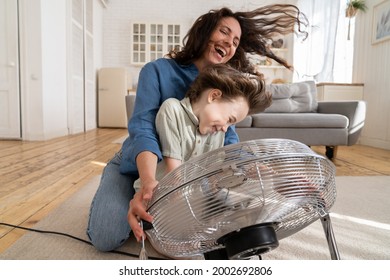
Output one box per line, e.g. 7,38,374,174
353,0,390,150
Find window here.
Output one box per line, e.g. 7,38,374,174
293,0,353,83
333,0,354,83
131,23,181,65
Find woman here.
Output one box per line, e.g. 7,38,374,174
87,4,308,251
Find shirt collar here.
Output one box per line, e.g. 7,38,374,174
180,97,199,127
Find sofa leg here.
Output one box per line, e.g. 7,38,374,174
325,146,338,160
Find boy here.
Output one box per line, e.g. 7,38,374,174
134,64,272,191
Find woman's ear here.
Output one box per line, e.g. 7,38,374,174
207,89,223,102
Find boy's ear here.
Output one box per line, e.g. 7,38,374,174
208,89,223,102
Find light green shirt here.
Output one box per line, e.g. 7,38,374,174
133,97,225,191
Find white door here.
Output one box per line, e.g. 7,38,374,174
0,0,21,139
84,0,96,131
68,0,95,134
68,0,85,134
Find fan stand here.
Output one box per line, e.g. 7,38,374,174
320,213,340,260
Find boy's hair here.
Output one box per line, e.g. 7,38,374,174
186,64,272,115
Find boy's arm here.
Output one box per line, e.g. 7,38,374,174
164,157,182,174
156,99,184,163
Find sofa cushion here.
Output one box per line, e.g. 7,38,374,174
236,116,252,128
264,81,318,113
252,113,349,128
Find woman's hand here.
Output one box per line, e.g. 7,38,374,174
128,151,159,242
128,178,158,242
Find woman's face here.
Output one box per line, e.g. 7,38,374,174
198,17,241,68
197,90,248,135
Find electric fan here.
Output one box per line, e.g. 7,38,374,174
143,138,340,260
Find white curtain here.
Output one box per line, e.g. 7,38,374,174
293,0,340,82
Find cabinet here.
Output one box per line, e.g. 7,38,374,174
98,68,132,128
316,83,364,101
131,22,181,65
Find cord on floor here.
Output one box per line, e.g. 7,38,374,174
0,222,163,260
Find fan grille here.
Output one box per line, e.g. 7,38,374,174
146,139,336,258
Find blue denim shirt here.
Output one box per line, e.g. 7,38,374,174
119,58,239,175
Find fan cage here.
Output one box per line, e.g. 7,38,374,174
145,139,337,258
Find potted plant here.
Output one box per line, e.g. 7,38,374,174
346,0,367,18
345,0,367,39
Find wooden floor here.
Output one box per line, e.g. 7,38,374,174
1,127,390,253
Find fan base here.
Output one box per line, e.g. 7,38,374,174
203,248,229,260
216,223,279,260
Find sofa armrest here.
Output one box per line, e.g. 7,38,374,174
317,100,366,144
125,94,136,122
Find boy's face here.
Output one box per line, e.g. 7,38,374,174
197,90,248,135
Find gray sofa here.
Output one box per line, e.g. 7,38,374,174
125,80,366,159
236,81,366,159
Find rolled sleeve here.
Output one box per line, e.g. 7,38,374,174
119,59,199,175
120,63,163,174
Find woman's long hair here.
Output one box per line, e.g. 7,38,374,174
167,4,308,75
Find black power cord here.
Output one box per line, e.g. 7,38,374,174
0,222,164,260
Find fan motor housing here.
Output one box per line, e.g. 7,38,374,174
217,223,279,259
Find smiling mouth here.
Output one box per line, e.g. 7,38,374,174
215,46,226,58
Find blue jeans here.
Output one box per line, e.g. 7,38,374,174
87,150,137,251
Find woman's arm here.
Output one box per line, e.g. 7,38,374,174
126,60,197,240
120,62,165,174
121,59,197,174
125,63,164,241
224,125,239,145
